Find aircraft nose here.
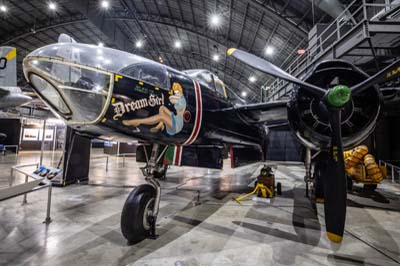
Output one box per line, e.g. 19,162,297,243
23,57,112,124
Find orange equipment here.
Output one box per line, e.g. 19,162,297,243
344,145,387,190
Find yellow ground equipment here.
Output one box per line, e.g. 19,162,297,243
344,145,387,190
234,165,281,204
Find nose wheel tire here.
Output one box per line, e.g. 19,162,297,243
121,184,156,244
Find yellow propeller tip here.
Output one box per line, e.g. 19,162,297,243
327,232,343,243
227,48,236,56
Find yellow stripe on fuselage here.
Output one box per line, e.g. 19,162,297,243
5,48,16,60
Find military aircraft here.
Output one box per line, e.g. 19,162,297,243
0,47,31,109
22,35,400,245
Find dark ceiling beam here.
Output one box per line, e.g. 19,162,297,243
223,0,233,83
237,2,249,47
70,0,130,50
246,0,308,36
1,18,87,45
248,12,264,52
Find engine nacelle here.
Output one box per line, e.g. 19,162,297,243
288,60,381,151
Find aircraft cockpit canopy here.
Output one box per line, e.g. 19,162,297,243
184,69,227,98
23,43,171,124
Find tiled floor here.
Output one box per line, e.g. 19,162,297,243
0,149,399,266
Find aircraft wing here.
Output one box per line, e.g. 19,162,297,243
226,100,288,125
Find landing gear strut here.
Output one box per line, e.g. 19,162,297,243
121,144,168,244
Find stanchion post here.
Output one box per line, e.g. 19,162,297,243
44,183,52,224
22,174,28,204
392,165,395,183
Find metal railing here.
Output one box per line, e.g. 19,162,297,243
265,0,400,101
117,153,136,167
91,155,109,172
379,160,400,183
5,163,52,223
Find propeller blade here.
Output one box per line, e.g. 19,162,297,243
324,108,347,243
351,59,400,95
227,48,326,98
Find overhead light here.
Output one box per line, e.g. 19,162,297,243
48,2,57,10
159,56,164,63
135,40,143,48
100,0,109,9
0,5,7,12
98,42,104,47
265,46,274,56
249,76,257,83
213,54,220,62
209,13,222,28
174,40,182,49
241,91,247,97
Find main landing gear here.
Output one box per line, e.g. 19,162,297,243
120,144,168,244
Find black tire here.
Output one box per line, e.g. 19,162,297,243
364,184,377,191
121,184,155,244
276,182,282,196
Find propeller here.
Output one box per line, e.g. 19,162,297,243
227,49,326,98
226,48,383,243
351,58,400,95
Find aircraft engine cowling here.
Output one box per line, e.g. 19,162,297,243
287,60,381,151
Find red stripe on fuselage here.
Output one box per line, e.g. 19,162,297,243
183,81,202,145
174,145,182,165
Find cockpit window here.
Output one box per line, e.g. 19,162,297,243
184,70,215,91
214,78,226,98
30,74,70,114
26,60,111,123
119,62,170,89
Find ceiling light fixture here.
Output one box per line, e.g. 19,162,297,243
0,5,7,12
249,76,256,83
213,54,220,62
174,40,182,49
208,13,222,29
48,2,57,10
265,46,274,56
101,0,109,9
241,91,247,97
135,40,143,48
98,42,104,47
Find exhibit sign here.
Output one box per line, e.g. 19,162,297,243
22,128,40,141
22,128,54,141
38,129,54,141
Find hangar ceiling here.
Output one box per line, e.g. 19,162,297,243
0,0,336,102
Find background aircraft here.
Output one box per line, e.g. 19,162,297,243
22,35,400,245
0,47,31,109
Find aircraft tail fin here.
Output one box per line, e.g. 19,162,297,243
0,47,17,87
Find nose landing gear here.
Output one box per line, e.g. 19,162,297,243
120,144,168,244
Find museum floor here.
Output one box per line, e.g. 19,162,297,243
1,149,400,266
